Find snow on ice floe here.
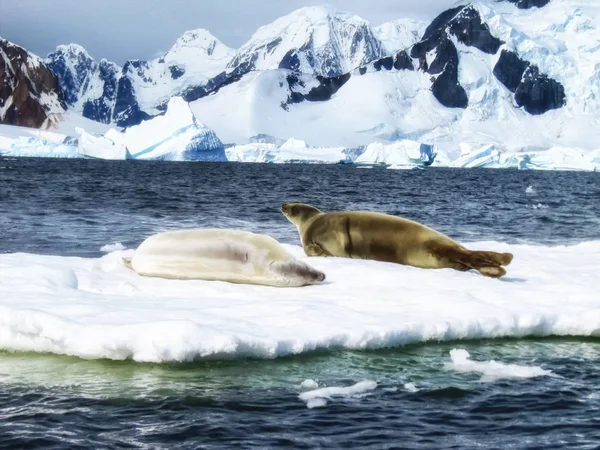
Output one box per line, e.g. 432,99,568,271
298,380,378,409
446,349,552,382
0,241,599,363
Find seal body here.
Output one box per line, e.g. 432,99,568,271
126,228,326,287
281,203,513,278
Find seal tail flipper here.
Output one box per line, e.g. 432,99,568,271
433,245,512,278
467,250,514,267
457,250,513,278
122,257,133,270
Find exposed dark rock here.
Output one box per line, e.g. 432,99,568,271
411,34,467,108
409,4,506,109
431,62,468,108
286,73,351,106
279,49,302,72
46,45,96,106
447,6,503,54
181,69,245,103
514,66,565,114
112,69,152,127
493,50,529,92
359,67,367,75
0,38,65,127
494,50,565,114
81,59,119,123
373,56,394,71
421,5,464,41
394,51,414,71
504,0,551,9
169,65,185,79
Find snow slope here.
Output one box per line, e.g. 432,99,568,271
0,240,599,362
373,18,427,54
117,29,234,122
226,5,385,77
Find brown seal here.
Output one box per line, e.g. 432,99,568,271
281,203,513,278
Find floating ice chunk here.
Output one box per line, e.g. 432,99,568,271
76,127,131,160
225,139,349,164
530,203,548,210
354,140,435,167
100,243,126,253
446,349,552,382
404,382,419,392
300,379,319,390
452,144,500,168
298,380,378,408
2,136,82,159
525,185,536,195
305,398,328,409
0,241,600,362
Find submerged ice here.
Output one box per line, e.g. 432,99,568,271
0,240,599,363
446,349,552,381
298,380,378,409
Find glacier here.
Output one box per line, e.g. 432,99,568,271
0,240,599,362
0,98,226,162
1,118,598,170
225,138,353,164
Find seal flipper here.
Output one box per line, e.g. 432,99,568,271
456,250,511,278
304,242,332,257
431,245,510,278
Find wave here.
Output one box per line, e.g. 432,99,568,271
0,241,599,363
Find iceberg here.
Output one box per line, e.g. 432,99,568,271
225,138,352,164
354,140,436,168
451,144,501,169
1,240,599,363
450,143,598,171
122,96,226,161
500,147,598,172
75,127,132,160
1,136,82,159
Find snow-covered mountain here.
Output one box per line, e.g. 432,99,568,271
0,39,65,128
372,18,427,55
112,29,234,126
45,29,234,127
46,44,121,124
188,0,599,158
226,5,386,77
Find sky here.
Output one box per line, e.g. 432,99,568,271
0,0,458,64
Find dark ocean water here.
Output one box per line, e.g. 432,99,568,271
0,158,599,449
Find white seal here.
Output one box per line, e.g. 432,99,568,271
124,229,326,287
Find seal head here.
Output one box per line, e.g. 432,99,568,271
281,203,322,230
